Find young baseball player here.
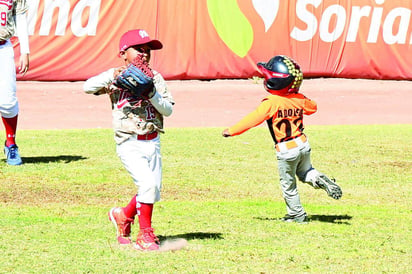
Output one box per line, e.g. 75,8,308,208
222,55,342,223
1,0,30,165
83,29,174,250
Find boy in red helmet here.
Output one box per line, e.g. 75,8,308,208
222,55,342,223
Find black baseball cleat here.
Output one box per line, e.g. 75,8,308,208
316,175,342,199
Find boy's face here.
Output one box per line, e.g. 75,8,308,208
120,44,152,64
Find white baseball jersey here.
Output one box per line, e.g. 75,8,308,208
83,68,174,144
0,0,28,40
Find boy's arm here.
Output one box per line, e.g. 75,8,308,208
149,72,174,117
303,97,317,115
16,11,30,75
83,68,116,95
149,91,173,117
223,99,273,137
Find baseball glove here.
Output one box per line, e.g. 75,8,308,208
114,55,155,99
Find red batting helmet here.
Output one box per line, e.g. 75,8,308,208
257,55,303,96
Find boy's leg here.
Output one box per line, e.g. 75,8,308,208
116,138,162,251
277,154,306,219
297,143,342,199
1,44,22,165
134,202,160,251
2,115,18,146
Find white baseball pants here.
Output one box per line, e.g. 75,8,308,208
0,40,19,118
116,135,162,204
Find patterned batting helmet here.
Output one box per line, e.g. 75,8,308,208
257,55,303,96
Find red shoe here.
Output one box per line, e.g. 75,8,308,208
134,228,160,251
108,207,134,244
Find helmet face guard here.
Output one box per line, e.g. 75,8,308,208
257,55,303,96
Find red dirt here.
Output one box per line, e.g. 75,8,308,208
10,78,412,130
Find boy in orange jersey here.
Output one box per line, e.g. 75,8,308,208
222,55,342,223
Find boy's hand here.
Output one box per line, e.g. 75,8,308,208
113,66,127,78
222,128,231,137
18,53,30,76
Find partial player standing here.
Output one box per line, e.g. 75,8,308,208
0,0,30,165
83,29,174,251
222,55,342,223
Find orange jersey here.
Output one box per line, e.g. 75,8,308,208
228,93,317,143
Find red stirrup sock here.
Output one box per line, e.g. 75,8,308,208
2,115,18,147
123,195,138,218
137,203,154,230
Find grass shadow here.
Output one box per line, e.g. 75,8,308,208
158,232,223,242
255,214,352,224
309,214,352,224
19,155,88,164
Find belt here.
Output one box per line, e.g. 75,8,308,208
137,131,158,140
0,40,6,45
275,134,307,152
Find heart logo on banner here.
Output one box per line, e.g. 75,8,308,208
207,0,254,58
207,0,280,57
252,0,279,32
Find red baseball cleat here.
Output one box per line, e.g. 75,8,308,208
108,207,134,244
134,228,160,251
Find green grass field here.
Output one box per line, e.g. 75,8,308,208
0,125,411,273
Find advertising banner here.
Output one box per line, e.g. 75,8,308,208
15,0,412,81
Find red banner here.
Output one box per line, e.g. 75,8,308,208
14,0,412,81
